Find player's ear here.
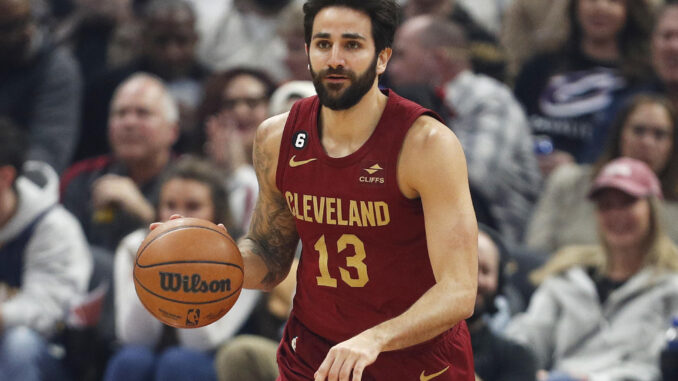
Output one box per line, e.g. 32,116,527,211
376,47,392,76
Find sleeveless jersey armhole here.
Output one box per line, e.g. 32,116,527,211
276,103,303,192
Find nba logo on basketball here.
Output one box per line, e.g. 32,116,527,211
185,308,200,327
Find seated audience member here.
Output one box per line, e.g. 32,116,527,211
0,119,92,380
388,16,541,243
650,2,678,111
513,0,654,174
470,226,538,381
196,68,277,233
61,73,179,253
214,259,298,381
104,156,260,381
506,157,678,381
500,0,570,82
195,0,291,82
402,0,507,82
268,80,316,117
276,1,311,82
49,0,133,82
75,0,208,161
0,0,82,174
526,93,678,253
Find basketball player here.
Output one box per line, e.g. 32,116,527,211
156,0,477,379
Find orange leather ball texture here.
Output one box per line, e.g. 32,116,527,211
133,217,244,328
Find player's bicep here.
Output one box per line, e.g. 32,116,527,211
403,120,478,284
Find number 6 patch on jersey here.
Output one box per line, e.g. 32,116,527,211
292,131,309,150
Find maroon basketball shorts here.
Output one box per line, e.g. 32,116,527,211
276,313,474,381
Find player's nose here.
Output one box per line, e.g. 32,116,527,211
327,45,346,68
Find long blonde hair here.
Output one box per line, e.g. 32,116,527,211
531,197,678,284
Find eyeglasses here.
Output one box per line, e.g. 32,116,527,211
629,125,671,141
221,96,267,110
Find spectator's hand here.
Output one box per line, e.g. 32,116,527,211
91,174,154,222
314,332,381,381
537,150,574,178
205,113,248,172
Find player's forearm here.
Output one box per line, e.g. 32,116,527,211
238,236,296,291
365,279,475,352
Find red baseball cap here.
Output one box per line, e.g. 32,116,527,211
588,157,663,200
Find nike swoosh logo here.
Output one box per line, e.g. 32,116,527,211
289,155,317,167
420,366,449,381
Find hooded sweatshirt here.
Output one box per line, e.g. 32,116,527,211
0,161,92,337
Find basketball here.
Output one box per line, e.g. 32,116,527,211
133,217,244,328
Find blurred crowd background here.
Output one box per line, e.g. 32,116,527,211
2,0,678,380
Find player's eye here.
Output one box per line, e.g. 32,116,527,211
346,41,361,49
316,40,331,49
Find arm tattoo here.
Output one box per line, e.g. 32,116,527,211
245,131,299,288
246,193,299,287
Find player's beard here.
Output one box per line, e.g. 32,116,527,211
310,54,378,111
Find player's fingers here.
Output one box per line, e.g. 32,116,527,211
337,354,358,381
315,350,337,381
169,214,183,220
351,359,367,381
217,223,229,234
327,350,349,381
149,222,162,231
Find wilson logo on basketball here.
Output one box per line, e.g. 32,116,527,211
159,272,232,293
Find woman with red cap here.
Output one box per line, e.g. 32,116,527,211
506,157,678,381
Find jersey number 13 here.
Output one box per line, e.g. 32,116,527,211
314,234,369,288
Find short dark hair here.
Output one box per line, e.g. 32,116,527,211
0,117,27,172
303,0,400,53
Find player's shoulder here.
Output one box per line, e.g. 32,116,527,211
404,114,461,153
255,112,290,151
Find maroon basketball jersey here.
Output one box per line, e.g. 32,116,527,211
276,90,444,343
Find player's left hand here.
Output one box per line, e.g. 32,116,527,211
314,333,381,381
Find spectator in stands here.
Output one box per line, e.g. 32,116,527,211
214,259,298,381
526,93,678,253
402,0,507,82
388,15,541,243
61,73,178,253
196,0,291,82
514,0,655,174
268,80,316,117
500,0,570,82
195,68,277,234
650,1,678,110
507,157,678,381
0,119,92,380
470,226,538,381
75,0,208,161
277,1,310,81
104,156,260,381
0,0,82,174
50,0,133,81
